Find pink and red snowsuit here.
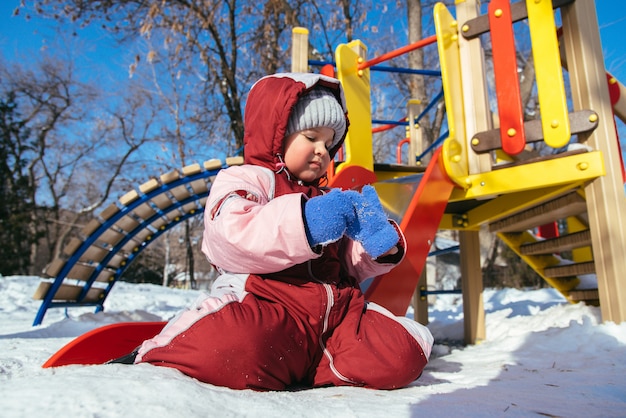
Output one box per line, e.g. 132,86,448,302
135,73,433,390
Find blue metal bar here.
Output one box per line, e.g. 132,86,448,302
421,289,462,296
411,89,444,125
372,119,409,126
33,165,225,326
367,64,441,77
428,245,460,257
308,60,441,77
416,131,449,163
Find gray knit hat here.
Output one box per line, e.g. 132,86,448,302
286,87,347,145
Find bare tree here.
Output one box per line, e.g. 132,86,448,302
0,55,159,272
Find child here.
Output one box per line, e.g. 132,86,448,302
134,73,433,390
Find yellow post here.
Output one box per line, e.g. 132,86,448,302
526,0,570,149
334,40,374,172
434,2,469,187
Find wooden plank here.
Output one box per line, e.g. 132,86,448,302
226,156,244,166
100,203,120,221
133,202,157,221
81,218,102,236
456,0,493,176
471,110,599,153
562,0,626,322
132,228,153,243
189,178,208,194
544,261,595,278
204,159,222,170
139,178,159,194
121,240,141,255
32,282,105,302
63,237,83,257
291,27,309,73
119,190,139,206
182,163,201,176
460,230,485,345
166,210,183,222
568,289,599,304
32,281,52,300
160,170,180,185
43,258,65,277
94,269,116,283
181,202,198,214
67,263,96,281
115,215,140,233
97,228,125,247
520,229,591,255
106,252,125,269
169,184,191,201
150,217,168,231
461,0,575,39
489,191,587,233
150,193,174,210
80,245,109,263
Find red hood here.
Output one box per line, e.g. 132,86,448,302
243,73,349,187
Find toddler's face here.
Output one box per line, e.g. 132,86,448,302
283,127,334,183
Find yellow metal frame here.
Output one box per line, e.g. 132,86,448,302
498,231,581,293
335,41,374,172
434,3,469,187
448,150,605,203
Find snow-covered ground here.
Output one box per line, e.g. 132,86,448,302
1,275,625,417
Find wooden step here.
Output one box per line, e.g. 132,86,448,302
33,282,105,302
489,191,587,233
543,261,595,278
520,230,592,255
567,289,599,305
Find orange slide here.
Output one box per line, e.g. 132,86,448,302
365,147,455,316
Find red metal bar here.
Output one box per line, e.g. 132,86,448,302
396,138,411,164
396,138,410,164
358,35,438,70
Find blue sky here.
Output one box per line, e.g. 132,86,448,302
1,1,624,79
1,1,625,155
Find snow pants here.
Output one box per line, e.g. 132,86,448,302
135,274,432,391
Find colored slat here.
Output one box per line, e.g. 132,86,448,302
42,321,167,367
434,2,468,187
526,0,570,148
489,0,526,155
365,148,455,315
335,40,374,172
461,0,575,40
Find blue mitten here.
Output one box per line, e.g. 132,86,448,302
303,189,356,247
346,185,399,258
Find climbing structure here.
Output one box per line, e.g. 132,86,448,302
433,0,626,342
32,157,243,325
34,1,626,347
292,0,626,343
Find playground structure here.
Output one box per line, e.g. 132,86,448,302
33,0,626,345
